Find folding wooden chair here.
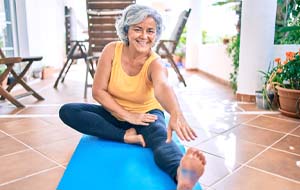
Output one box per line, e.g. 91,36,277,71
0,48,44,108
156,9,191,87
53,39,88,89
84,0,136,98
54,6,89,89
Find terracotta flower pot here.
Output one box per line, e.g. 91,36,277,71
276,86,300,118
41,67,55,80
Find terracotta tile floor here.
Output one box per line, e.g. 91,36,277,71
0,63,299,190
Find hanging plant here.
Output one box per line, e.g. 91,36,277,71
213,0,242,93
226,34,240,93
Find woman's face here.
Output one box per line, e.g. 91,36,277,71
127,16,157,53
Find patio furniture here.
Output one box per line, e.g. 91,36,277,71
54,1,135,98
53,40,88,89
0,48,44,108
155,9,192,87
84,0,136,98
54,6,89,89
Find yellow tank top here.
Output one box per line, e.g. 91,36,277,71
108,42,163,113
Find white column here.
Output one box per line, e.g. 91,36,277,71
15,0,29,56
185,0,202,69
237,0,277,95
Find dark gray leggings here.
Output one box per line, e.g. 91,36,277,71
59,103,183,181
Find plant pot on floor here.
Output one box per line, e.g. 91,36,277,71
255,90,275,110
276,86,300,118
41,67,55,80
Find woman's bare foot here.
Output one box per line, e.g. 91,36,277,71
124,128,146,147
177,148,206,190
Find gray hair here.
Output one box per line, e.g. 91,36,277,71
115,4,163,45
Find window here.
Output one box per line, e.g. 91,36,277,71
0,0,17,56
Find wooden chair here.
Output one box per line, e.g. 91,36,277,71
53,39,88,89
54,6,89,89
0,48,44,108
84,0,136,98
54,1,135,98
156,9,191,87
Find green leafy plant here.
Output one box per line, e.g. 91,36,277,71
226,34,240,93
275,0,300,44
259,50,300,110
266,50,300,90
258,62,277,109
213,0,242,93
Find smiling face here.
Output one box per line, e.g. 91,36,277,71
127,16,157,53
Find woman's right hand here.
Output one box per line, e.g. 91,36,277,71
125,112,158,126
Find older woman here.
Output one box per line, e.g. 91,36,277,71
59,4,205,189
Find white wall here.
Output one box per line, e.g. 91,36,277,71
197,44,233,81
273,45,300,61
194,44,300,86
186,0,202,69
20,0,65,69
237,0,277,95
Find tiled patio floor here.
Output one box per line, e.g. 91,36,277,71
0,63,299,190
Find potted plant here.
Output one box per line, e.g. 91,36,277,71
266,50,300,118
257,63,277,110
41,66,55,80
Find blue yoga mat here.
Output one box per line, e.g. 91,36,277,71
57,135,202,190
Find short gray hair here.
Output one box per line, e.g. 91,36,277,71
115,4,163,45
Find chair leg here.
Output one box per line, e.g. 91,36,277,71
1,65,44,102
61,59,76,83
159,43,187,87
0,87,25,108
88,59,95,77
84,59,89,99
167,56,187,87
54,42,79,88
54,58,72,88
5,61,33,93
14,77,44,100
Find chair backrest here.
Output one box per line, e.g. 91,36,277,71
155,9,191,56
65,6,72,54
169,8,191,53
86,0,136,56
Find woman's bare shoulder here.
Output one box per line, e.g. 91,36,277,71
148,57,168,82
150,57,165,70
101,41,120,59
103,41,118,52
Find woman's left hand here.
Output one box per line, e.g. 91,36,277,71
125,112,158,126
166,113,197,143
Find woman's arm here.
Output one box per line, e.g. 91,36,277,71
149,59,197,142
92,42,125,117
92,43,157,125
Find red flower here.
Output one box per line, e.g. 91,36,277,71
274,57,281,64
285,51,295,61
277,68,283,73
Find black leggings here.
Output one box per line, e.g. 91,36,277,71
59,103,183,181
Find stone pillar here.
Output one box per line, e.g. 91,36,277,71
15,0,29,56
185,0,202,69
237,0,277,101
